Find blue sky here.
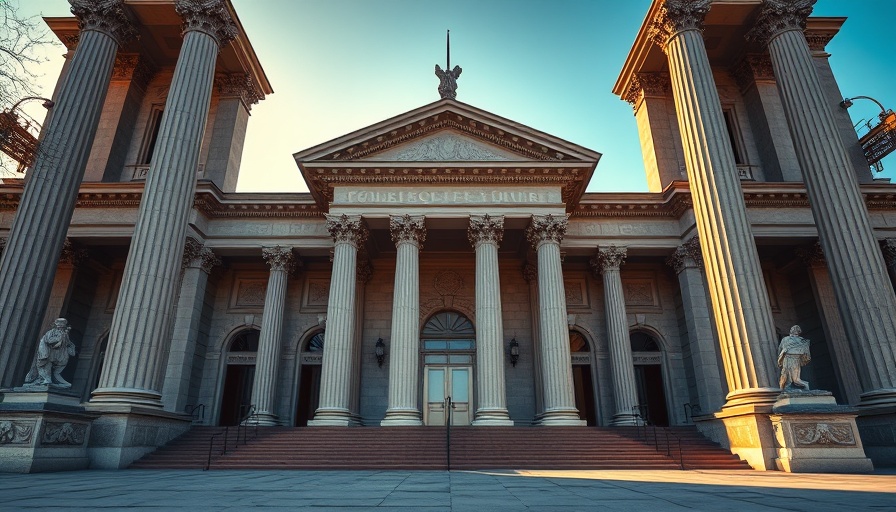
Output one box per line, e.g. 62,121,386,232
13,0,896,193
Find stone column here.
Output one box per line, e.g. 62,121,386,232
311,215,368,426
882,239,896,296
749,0,896,407
591,246,640,425
522,261,545,415
381,215,426,426
205,73,260,192
648,0,779,406
250,247,294,426
469,215,513,425
161,238,220,413
91,0,237,407
349,254,373,422
666,237,726,413
526,214,584,425
0,0,135,388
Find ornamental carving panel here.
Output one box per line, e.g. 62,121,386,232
0,420,35,445
231,278,267,309
623,278,661,309
564,279,590,309
369,133,521,162
301,277,331,312
41,422,87,446
793,422,856,446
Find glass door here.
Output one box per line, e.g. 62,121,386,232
424,365,472,425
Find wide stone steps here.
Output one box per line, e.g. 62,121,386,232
130,425,751,471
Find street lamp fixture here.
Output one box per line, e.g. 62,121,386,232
374,338,386,367
839,95,896,169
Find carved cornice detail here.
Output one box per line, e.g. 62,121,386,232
112,54,156,90
623,73,671,108
262,246,295,273
325,214,369,247
174,0,238,49
61,33,81,50
70,0,138,46
215,73,263,110
182,237,221,273
731,54,775,92
591,246,628,276
647,0,711,52
526,214,568,249
804,31,835,52
666,236,703,273
390,215,426,248
468,214,504,248
746,0,816,47
59,238,89,267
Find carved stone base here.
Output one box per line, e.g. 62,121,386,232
0,390,97,473
770,390,873,473
855,406,896,467
82,403,191,469
534,409,587,426
695,400,777,470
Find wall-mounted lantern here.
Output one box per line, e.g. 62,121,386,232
375,338,386,367
508,337,520,367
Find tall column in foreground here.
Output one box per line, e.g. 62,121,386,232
0,0,135,387
91,0,237,407
311,215,368,426
526,214,584,426
382,215,426,426
469,215,513,425
648,0,779,405
592,246,640,426
749,0,896,407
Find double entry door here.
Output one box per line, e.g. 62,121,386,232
423,365,472,426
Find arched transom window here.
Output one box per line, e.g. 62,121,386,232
422,311,474,364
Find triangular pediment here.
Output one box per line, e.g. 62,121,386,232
362,131,525,162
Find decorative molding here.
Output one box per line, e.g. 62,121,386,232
215,72,263,110
325,214,369,247
0,420,34,445
746,0,816,47
666,236,703,273
591,245,628,274
390,215,426,248
731,54,775,92
61,33,81,50
174,0,239,49
623,72,671,108
564,278,590,309
623,278,661,309
793,422,856,446
112,54,157,90
41,422,87,446
69,0,138,46
372,132,518,162
468,214,504,248
60,238,89,267
526,214,568,249
646,0,711,52
231,277,267,309
803,30,835,52
434,270,464,297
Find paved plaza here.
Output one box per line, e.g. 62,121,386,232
1,469,895,511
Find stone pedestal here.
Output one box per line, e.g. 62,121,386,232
770,391,873,473
695,401,777,471
0,390,97,473
82,402,191,469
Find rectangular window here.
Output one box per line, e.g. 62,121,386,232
722,109,745,165
139,106,164,165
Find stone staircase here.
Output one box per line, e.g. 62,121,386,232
130,425,751,471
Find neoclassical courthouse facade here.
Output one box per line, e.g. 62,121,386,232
1,0,895,471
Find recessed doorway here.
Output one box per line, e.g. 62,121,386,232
421,311,475,426
219,329,258,426
295,330,324,426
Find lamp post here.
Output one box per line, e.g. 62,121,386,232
0,96,54,169
840,95,896,171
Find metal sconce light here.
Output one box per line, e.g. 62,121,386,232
375,338,386,367
508,338,520,367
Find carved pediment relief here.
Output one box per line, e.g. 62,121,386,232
362,132,525,162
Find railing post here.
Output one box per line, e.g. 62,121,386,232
445,396,453,471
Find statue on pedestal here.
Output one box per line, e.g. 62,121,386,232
23,318,76,389
778,325,811,390
435,64,462,100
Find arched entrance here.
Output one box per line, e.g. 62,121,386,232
570,330,597,426
219,329,258,426
295,330,324,426
631,331,669,426
421,311,475,426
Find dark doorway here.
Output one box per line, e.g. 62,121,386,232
219,365,255,426
295,365,322,426
634,364,669,426
572,364,597,426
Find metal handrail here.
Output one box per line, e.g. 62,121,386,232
445,396,454,471
204,427,227,471
238,404,257,446
186,404,206,424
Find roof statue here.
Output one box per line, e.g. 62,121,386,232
435,30,461,99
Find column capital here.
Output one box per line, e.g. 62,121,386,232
666,236,703,273
526,214,568,249
591,246,628,275
646,0,711,52
182,237,221,274
326,214,369,248
623,72,671,109
796,241,826,269
60,238,89,267
522,261,538,283
112,53,156,90
174,0,238,49
215,72,263,111
390,215,426,248
468,214,504,248
881,239,896,266
746,0,816,47
357,257,374,284
262,246,295,273
731,54,775,92
69,0,138,46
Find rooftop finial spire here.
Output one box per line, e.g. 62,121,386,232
435,30,462,100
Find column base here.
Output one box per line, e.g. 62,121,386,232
858,388,896,408
380,408,423,426
247,411,280,427
535,409,586,426
693,388,780,470
724,387,781,408
81,403,191,469
89,387,164,409
610,413,642,426
856,406,896,467
472,408,514,426
308,408,356,427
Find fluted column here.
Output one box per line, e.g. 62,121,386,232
311,215,368,426
91,0,237,407
0,0,135,388
469,215,513,425
591,246,640,425
161,238,220,413
882,239,896,296
522,262,545,415
349,254,373,422
648,0,779,406
526,215,584,426
249,247,294,426
666,237,726,413
749,0,896,407
382,215,426,426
